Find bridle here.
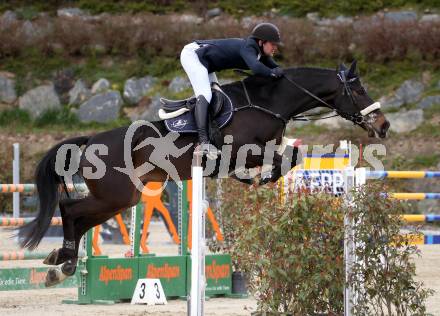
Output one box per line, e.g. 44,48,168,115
284,70,381,125
235,69,381,127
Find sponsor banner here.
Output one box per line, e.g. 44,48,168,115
0,268,78,291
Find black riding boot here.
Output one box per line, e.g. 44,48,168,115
194,95,219,158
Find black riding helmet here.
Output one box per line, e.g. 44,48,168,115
251,22,282,45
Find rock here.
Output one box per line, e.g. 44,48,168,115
394,79,424,105
335,15,353,24
1,10,18,24
317,16,353,27
69,79,92,105
77,91,123,123
206,8,222,19
420,14,440,23
386,109,424,133
91,78,110,94
306,12,320,23
19,84,61,118
241,16,258,29
0,72,17,104
379,95,403,110
22,21,37,38
168,76,191,93
57,8,86,18
384,11,418,23
123,76,155,105
313,116,353,129
139,95,162,122
124,95,160,122
417,95,440,109
177,14,203,24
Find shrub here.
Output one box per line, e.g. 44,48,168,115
0,13,439,65
214,179,433,314
347,183,434,315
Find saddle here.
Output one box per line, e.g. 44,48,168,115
159,87,234,143
160,88,226,119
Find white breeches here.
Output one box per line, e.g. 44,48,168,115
180,42,218,103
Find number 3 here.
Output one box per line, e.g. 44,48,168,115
154,282,160,298
140,282,146,299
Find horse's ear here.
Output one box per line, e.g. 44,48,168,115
338,63,347,72
348,60,358,78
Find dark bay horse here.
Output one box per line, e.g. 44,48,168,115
20,61,389,286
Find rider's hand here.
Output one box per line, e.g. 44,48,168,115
271,67,284,78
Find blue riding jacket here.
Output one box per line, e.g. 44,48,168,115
195,37,279,77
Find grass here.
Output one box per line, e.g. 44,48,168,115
0,107,131,133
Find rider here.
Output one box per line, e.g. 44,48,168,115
180,22,284,157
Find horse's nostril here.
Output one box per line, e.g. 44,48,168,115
382,121,390,132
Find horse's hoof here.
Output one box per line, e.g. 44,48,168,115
259,175,272,186
43,249,59,265
61,260,77,276
45,267,68,287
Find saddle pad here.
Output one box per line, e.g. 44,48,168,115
164,90,233,133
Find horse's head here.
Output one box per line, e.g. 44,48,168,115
334,61,390,138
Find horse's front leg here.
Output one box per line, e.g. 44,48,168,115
259,145,300,185
259,152,283,185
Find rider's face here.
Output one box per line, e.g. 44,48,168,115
262,41,278,57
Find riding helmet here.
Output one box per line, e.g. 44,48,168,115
251,22,282,44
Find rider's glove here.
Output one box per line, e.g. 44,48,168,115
271,67,284,78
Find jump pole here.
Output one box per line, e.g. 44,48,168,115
189,151,206,316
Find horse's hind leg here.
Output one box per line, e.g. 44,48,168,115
43,198,79,266
45,196,128,287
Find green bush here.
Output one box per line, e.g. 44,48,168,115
216,180,345,314
347,184,433,315
214,179,432,314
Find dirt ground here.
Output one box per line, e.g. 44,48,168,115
0,220,439,316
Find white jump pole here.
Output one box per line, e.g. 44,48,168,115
12,143,20,218
190,151,206,316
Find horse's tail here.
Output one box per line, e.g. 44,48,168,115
19,136,90,250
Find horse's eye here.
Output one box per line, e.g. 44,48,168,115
355,87,366,96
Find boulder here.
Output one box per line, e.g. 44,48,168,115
0,72,17,104
139,95,162,122
57,8,87,18
77,91,123,123
384,11,418,23
19,84,61,118
69,79,92,106
382,79,425,109
417,95,440,110
395,80,424,104
420,14,440,23
123,76,155,105
1,10,18,25
206,8,222,19
168,76,191,93
386,109,424,133
91,78,111,94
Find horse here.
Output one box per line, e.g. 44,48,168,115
19,61,390,287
